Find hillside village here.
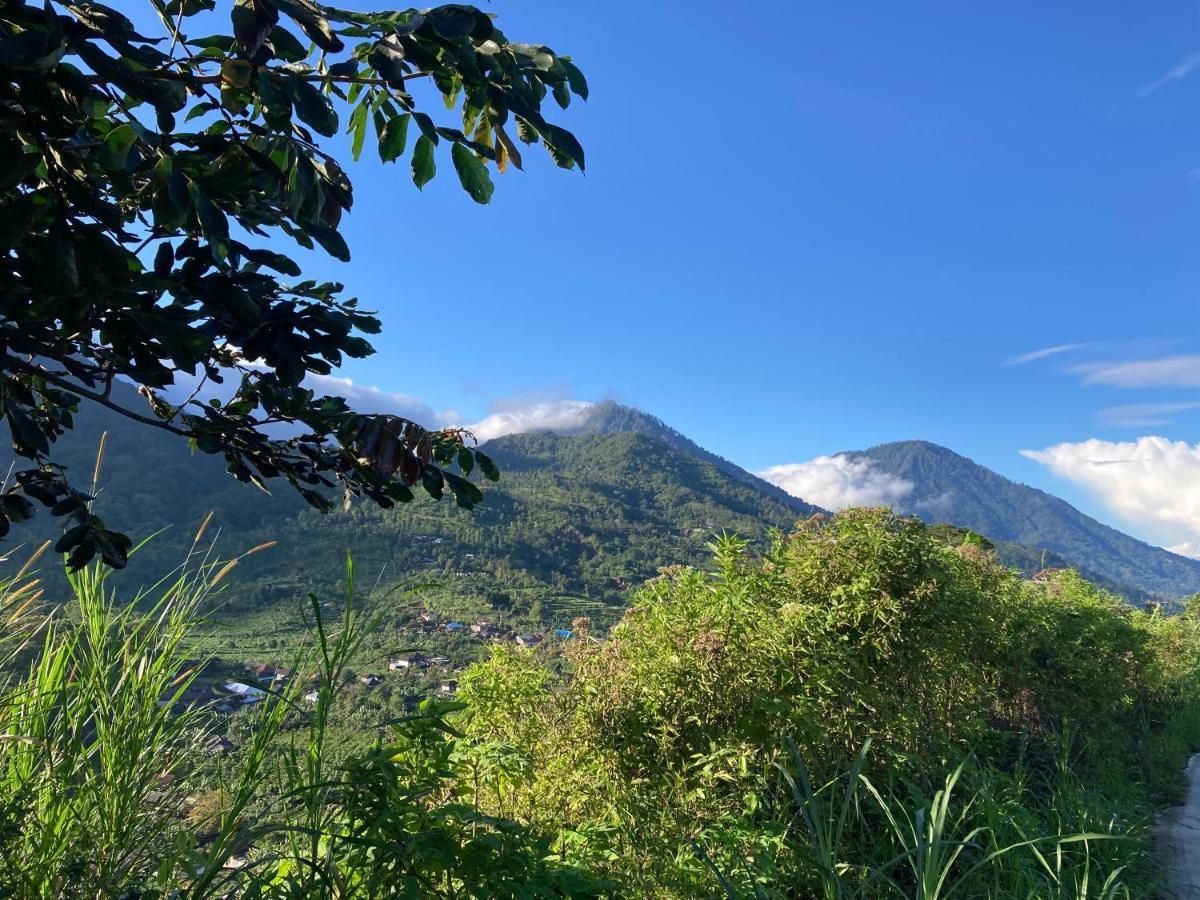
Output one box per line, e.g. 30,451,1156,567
169,606,581,756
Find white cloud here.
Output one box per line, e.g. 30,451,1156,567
1021,437,1200,550
161,370,462,429
1097,401,1200,428
1167,540,1200,560
756,455,914,510
1004,343,1092,366
1069,355,1200,389
1137,52,1200,97
468,401,595,443
302,373,462,427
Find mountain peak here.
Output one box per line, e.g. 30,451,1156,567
854,439,1200,599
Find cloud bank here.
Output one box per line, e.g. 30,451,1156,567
1021,437,1200,551
468,400,595,442
757,455,914,510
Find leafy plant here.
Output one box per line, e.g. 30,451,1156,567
0,0,588,565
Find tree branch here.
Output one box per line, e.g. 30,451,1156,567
83,68,429,88
4,357,190,438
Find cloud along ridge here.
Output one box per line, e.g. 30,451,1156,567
756,455,914,510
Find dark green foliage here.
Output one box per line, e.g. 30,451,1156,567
0,0,586,567
858,440,1200,599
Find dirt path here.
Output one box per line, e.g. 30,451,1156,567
1158,754,1200,898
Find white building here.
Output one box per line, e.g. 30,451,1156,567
223,682,266,704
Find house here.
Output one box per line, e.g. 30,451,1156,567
223,682,266,704
515,634,542,648
470,621,500,638
438,679,458,697
389,653,428,671
428,655,451,666
303,689,321,704
272,668,292,684
203,735,234,754
554,629,574,639
442,622,464,633
252,663,276,683
359,674,384,687
418,610,438,624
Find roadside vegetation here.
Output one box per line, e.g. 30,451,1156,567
0,508,1196,897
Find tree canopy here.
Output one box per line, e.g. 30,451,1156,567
0,0,587,567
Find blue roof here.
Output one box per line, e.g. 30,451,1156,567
445,622,464,630
555,629,573,638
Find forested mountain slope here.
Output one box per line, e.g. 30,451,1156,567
855,440,1200,599
0,391,811,624
2,389,1186,615
575,401,822,516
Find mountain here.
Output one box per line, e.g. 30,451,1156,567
853,440,1200,600
4,392,1189,617
0,392,815,626
572,401,821,517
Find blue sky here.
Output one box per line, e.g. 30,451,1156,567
265,2,1200,549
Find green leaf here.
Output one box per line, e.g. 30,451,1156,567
451,143,493,204
267,25,308,62
187,182,229,261
552,81,571,110
287,76,337,137
99,124,138,171
412,111,439,143
378,114,410,163
240,246,302,275
475,451,500,482
273,0,344,53
425,6,485,40
348,101,369,161
327,59,358,77
457,446,474,477
443,471,483,508
153,242,174,277
257,71,292,126
412,135,436,189
542,123,586,171
561,58,589,100
309,223,350,262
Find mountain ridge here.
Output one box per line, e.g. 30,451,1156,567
852,439,1200,599
2,392,1191,608
535,400,825,518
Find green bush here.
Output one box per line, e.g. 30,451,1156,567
456,510,1200,896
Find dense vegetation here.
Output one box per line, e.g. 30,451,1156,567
0,509,1197,896
858,441,1200,599
454,509,1200,895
